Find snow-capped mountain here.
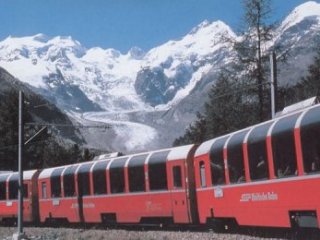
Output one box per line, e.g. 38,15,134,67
0,1,319,153
279,1,320,33
274,1,320,86
0,20,235,113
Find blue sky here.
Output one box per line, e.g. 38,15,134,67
0,0,316,53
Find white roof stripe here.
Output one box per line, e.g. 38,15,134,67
195,138,216,157
0,170,37,181
243,127,254,144
23,170,38,180
124,156,133,168
74,164,82,175
167,144,194,161
106,159,115,170
267,119,279,137
144,153,152,165
195,134,229,157
295,107,311,128
223,134,232,150
89,160,100,173
38,167,60,179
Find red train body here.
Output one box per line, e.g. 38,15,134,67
37,145,198,225
1,103,320,230
0,170,39,224
194,103,320,229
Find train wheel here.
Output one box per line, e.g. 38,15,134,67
207,217,238,233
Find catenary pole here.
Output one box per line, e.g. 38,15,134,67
14,91,25,240
270,51,277,119
18,91,24,235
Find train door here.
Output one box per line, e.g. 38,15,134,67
168,161,191,223
76,163,93,225
30,171,40,223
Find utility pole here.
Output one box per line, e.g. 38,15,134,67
13,91,26,240
270,51,278,119
18,91,24,237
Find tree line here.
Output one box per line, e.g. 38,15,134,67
0,91,95,171
173,0,320,146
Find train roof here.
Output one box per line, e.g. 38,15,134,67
38,144,195,179
23,170,38,180
0,169,38,181
167,144,194,161
195,102,320,157
92,152,122,161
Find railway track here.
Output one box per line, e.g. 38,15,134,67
1,224,319,240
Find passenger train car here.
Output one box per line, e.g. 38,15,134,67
0,101,320,230
36,145,198,225
0,170,40,224
194,101,320,229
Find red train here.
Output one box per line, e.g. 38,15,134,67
1,102,320,230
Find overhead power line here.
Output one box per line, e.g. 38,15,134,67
0,138,51,151
25,123,111,129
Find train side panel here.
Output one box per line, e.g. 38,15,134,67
38,145,197,225
0,170,40,223
194,104,320,229
196,175,320,227
81,192,174,223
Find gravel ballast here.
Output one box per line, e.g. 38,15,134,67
0,226,294,240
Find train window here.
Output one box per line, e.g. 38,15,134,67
63,165,78,197
272,113,300,178
0,174,8,200
0,182,6,200
110,158,128,194
92,161,108,195
199,161,206,187
128,155,147,192
173,166,182,188
227,130,249,184
301,107,320,174
8,174,18,200
148,151,170,191
23,184,28,199
247,122,273,181
77,163,93,196
42,182,47,199
210,136,228,186
50,168,64,198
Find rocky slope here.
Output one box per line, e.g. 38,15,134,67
0,66,83,146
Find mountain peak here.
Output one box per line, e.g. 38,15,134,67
128,46,145,60
280,1,320,32
1,34,82,50
189,20,234,36
49,35,82,47
32,33,50,43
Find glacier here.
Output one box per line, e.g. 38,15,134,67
0,1,320,152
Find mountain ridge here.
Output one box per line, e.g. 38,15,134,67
0,1,319,152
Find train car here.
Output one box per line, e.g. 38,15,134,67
0,170,40,224
194,103,320,230
37,144,198,225
37,164,80,224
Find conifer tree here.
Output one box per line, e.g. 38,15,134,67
296,48,320,99
0,91,31,170
234,0,274,121
204,72,256,139
173,72,256,146
173,113,206,146
83,148,95,162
